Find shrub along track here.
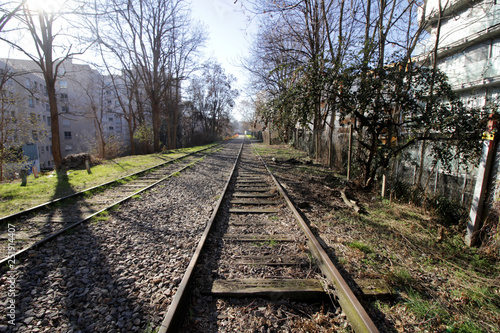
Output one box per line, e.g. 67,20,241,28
0,144,220,262
0,140,239,332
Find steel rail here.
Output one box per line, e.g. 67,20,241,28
0,151,217,267
158,139,244,333
252,143,380,333
0,143,219,223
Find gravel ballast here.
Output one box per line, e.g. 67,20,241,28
0,140,241,332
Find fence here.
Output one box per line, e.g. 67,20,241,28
261,127,480,209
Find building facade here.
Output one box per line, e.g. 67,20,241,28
419,0,500,245
419,0,500,106
0,58,129,176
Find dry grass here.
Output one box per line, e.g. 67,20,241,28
255,142,500,333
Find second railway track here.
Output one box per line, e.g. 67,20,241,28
0,143,221,262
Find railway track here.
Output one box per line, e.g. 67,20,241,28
0,143,220,263
0,137,379,332
160,138,379,332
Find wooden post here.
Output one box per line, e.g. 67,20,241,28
460,176,467,205
85,159,91,174
434,168,439,195
466,139,496,246
347,124,353,181
381,172,387,198
20,169,27,186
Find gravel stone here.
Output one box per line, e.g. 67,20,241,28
0,141,240,332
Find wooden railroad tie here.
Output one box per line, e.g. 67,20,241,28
230,199,277,205
229,208,279,213
211,278,325,301
223,234,295,242
233,193,275,198
232,254,306,265
233,188,270,193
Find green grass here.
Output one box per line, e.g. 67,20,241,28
346,240,372,253
91,211,110,223
0,143,216,218
405,287,449,324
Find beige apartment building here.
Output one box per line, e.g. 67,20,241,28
0,57,129,175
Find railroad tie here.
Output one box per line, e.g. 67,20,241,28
210,278,325,301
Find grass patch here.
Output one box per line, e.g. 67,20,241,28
0,143,215,218
405,287,449,323
346,240,372,253
91,211,110,222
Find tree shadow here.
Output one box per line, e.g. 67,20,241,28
1,170,148,332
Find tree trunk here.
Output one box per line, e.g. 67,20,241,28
47,80,62,169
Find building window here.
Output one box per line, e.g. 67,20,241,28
109,117,113,122
30,113,36,124
64,131,72,140
32,130,38,141
62,119,71,127
62,106,69,113
59,80,67,89
28,97,34,108
47,117,51,126
26,79,30,89
40,146,44,153
60,93,68,101
109,126,114,131
464,43,489,65
46,103,50,112
46,145,49,152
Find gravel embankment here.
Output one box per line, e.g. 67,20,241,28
0,140,241,332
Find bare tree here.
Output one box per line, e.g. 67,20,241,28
187,60,239,141
0,0,25,32
0,1,91,170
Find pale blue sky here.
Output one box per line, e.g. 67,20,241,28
189,0,256,94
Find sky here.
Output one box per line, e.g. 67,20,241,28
0,0,257,120
189,0,257,121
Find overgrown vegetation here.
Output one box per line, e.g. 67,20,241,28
256,142,499,332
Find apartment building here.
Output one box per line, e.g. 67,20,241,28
419,0,500,106
0,57,129,174
419,0,500,245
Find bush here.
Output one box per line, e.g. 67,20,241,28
60,153,100,170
